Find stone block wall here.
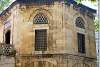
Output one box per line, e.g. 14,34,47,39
0,1,97,67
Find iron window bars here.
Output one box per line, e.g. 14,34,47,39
77,33,85,53
35,29,47,51
0,43,16,56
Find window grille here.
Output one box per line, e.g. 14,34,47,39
33,13,48,24
0,44,16,56
35,29,47,51
77,33,85,53
75,17,85,29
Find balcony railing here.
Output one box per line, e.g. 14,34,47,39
0,43,16,56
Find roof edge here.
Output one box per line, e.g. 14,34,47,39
0,0,97,19
0,1,18,17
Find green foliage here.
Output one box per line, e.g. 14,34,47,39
76,0,96,4
0,0,11,11
76,0,82,4
94,18,99,32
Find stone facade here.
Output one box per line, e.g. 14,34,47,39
0,0,96,67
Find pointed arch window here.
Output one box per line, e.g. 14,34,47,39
33,13,48,24
75,17,85,29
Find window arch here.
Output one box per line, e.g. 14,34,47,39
33,13,48,24
75,17,85,29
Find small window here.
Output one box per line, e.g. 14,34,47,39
75,17,85,29
77,33,85,53
5,30,11,44
33,13,48,24
35,29,47,51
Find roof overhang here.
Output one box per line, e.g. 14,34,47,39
0,0,97,20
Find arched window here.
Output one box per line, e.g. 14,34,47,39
33,13,48,24
5,30,11,44
75,17,85,29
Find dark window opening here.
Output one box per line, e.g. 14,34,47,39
5,30,11,44
77,33,85,53
35,29,47,51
